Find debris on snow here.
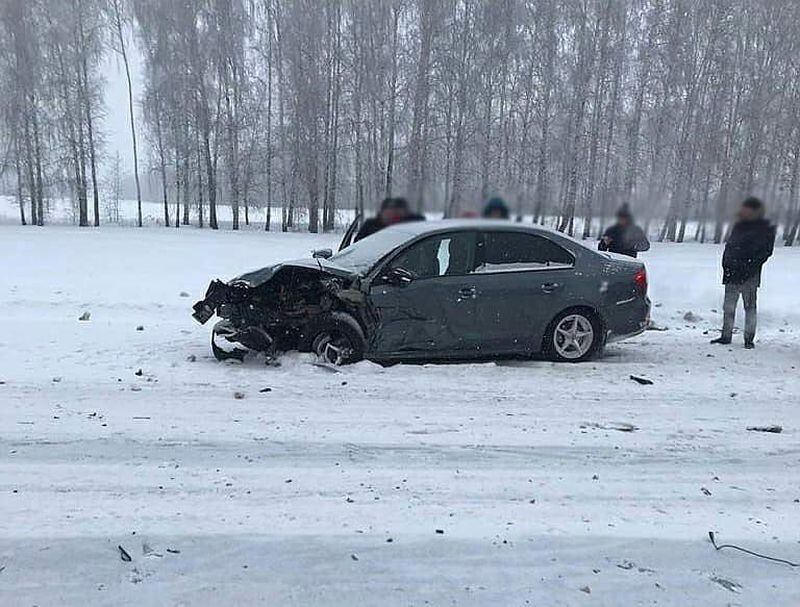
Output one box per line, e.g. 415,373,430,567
579,586,591,594
186,354,197,362
683,311,702,322
709,575,741,593
629,375,654,385
134,369,143,376
117,545,132,562
350,553,359,561
136,325,144,331
701,487,712,496
581,421,638,432
179,292,190,298
78,311,91,321
747,425,782,434
233,392,246,400
435,529,444,535
259,387,273,393
166,548,181,554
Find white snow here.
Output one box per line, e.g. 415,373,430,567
1,224,798,606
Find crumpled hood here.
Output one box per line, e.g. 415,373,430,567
233,258,356,287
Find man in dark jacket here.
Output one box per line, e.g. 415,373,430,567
598,204,650,258
711,197,776,349
354,197,424,242
482,197,510,219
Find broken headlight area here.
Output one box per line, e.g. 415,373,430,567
192,265,367,362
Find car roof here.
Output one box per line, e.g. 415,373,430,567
385,218,581,242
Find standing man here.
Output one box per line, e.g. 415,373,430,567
482,197,510,219
354,197,424,242
711,197,776,349
598,204,650,258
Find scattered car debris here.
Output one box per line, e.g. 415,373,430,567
186,354,197,362
629,375,654,385
350,553,359,561
179,292,190,298
166,548,181,554
435,529,444,535
701,487,712,496
709,575,741,593
136,325,144,331
134,369,143,376
78,311,91,321
709,531,799,567
233,391,246,400
683,311,702,322
747,425,782,434
259,387,273,393
118,545,132,562
579,586,591,594
581,421,638,432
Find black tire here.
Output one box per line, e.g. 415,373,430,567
211,320,248,362
542,307,603,363
301,312,366,365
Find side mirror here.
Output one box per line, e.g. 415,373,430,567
312,248,333,259
383,266,415,286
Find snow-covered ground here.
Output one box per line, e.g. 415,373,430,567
1,225,798,606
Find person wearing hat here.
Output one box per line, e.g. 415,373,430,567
482,197,510,220
598,204,650,258
711,196,776,349
354,197,424,242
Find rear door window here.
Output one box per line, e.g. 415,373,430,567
477,231,573,273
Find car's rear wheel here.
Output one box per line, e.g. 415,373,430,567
304,313,366,366
543,308,603,362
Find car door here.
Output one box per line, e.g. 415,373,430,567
338,213,363,251
471,230,575,355
367,230,483,358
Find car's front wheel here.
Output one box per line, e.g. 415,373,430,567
543,308,603,362
304,313,366,366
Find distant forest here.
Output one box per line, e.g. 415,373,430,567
2,0,800,244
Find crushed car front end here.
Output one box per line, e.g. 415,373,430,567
192,261,367,361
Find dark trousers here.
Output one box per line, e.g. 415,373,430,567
721,275,758,343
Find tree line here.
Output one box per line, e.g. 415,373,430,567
1,0,800,245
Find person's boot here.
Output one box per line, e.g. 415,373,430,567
744,336,755,350
710,336,732,345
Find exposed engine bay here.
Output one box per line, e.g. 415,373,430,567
192,263,367,362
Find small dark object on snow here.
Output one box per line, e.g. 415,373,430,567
259,387,273,393
580,586,591,594
350,553,359,561
136,325,144,331
118,545,132,562
179,292,190,298
709,531,799,567
233,391,245,400
701,487,712,496
630,375,653,385
134,369,143,376
166,548,181,554
747,425,782,434
435,529,444,535
386,538,393,543
186,354,197,362
341,381,348,386
78,311,91,321
683,311,702,322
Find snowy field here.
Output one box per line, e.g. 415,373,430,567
1,224,799,606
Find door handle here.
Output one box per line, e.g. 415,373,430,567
541,282,562,293
458,286,477,298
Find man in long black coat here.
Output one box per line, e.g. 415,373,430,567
598,204,650,258
711,197,776,349
354,197,424,242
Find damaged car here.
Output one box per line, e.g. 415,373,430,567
192,219,650,365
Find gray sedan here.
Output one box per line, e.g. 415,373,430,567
193,219,650,364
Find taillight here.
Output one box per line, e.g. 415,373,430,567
634,268,647,295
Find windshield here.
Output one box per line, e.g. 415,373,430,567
328,226,417,274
